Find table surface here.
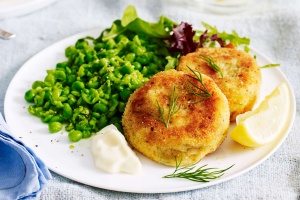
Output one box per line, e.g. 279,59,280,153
0,0,299,199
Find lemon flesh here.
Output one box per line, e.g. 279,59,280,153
230,82,290,147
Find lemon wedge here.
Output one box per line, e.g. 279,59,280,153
230,82,290,147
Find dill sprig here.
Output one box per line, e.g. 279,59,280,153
185,66,211,103
163,155,234,182
260,63,280,68
199,55,223,78
152,86,181,129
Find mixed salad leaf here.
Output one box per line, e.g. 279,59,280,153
98,5,176,41
98,5,251,56
168,21,252,55
167,22,198,55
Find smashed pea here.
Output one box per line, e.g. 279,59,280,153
24,29,178,142
48,122,63,133
68,130,83,142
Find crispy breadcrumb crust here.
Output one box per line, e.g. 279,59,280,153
177,47,262,121
122,69,230,166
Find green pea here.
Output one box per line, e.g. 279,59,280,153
76,97,86,106
92,112,101,118
99,72,108,84
107,72,121,84
120,88,131,101
41,110,55,123
65,46,77,59
109,116,121,124
24,89,37,102
72,81,85,91
68,130,83,142
63,103,73,119
134,46,146,56
76,123,88,132
74,53,85,66
105,39,116,50
68,94,77,105
98,58,109,68
110,59,120,68
153,55,164,68
124,53,135,62
53,82,63,89
65,123,74,132
48,122,63,133
132,35,142,46
28,105,36,115
106,109,117,118
85,49,97,62
71,91,81,97
56,61,70,70
87,77,100,89
32,81,45,89
29,106,43,117
93,103,108,113
43,101,51,109
136,52,153,65
98,115,108,129
44,71,55,86
87,82,100,89
120,62,134,74
81,107,90,115
71,66,79,74
62,86,70,96
54,70,66,81
51,90,67,108
43,90,51,101
118,102,125,112
98,97,108,105
34,94,45,107
108,99,119,112
89,117,98,129
75,39,88,49
99,80,111,95
81,88,99,104
115,84,124,92
49,115,64,123
141,66,148,75
52,89,62,99
132,62,142,71
94,43,105,51
147,63,158,74
65,66,72,74
82,130,91,139
78,64,90,77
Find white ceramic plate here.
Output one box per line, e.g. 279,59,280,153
4,28,296,193
0,0,57,19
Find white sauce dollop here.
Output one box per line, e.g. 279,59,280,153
91,124,142,174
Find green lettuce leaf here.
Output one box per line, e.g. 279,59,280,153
99,5,176,41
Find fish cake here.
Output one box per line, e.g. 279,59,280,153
122,69,230,166
177,47,262,121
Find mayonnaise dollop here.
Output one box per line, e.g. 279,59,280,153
91,124,142,174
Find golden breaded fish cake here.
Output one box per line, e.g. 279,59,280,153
177,47,262,121
122,69,230,167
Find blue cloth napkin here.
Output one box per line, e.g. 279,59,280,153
0,113,52,200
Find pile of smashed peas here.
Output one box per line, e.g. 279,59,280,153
24,31,178,142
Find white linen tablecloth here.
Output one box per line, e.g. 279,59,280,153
0,0,299,199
